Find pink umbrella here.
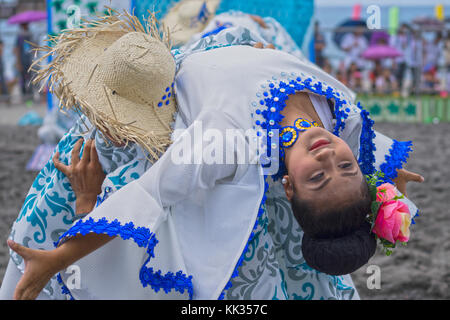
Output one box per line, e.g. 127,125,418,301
8,10,47,24
362,45,402,60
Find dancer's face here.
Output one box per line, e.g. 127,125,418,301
282,127,365,209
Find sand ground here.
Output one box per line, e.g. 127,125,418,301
0,103,448,299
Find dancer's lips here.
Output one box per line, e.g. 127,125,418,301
309,139,330,151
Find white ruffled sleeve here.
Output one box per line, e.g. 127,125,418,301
54,109,245,300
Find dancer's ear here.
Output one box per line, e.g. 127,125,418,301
282,175,294,201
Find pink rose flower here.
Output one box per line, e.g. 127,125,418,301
372,200,411,244
397,211,411,242
376,183,397,202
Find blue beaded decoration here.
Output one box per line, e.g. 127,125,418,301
280,126,298,148
280,117,319,149
294,118,319,131
157,82,175,108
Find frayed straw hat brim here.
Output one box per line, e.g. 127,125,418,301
31,8,177,161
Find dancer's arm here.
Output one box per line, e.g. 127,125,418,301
8,138,109,300
8,232,113,300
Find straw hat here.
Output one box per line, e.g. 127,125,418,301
32,9,177,161
163,0,221,45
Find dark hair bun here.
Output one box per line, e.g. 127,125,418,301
301,221,376,276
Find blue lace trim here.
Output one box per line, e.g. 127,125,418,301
140,239,194,299
56,273,75,300
218,178,269,300
54,217,194,299
379,140,413,184
356,102,377,175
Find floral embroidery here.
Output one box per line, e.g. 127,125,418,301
95,187,112,207
218,179,269,300
54,217,194,299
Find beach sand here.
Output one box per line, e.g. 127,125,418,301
0,103,448,299
351,122,450,300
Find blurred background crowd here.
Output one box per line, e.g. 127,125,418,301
0,0,46,106
312,4,450,97
0,1,450,105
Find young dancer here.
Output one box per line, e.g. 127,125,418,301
2,10,422,300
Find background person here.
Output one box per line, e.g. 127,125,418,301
14,23,33,101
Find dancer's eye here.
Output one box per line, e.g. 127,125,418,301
339,162,353,169
309,172,324,182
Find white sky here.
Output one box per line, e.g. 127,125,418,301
316,0,450,6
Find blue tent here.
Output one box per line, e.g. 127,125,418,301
133,0,314,48
45,0,315,111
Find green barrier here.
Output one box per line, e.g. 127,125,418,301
403,100,420,123
447,99,450,122
355,95,450,123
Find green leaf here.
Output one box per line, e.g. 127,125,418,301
371,202,382,217
380,238,396,248
375,171,385,179
369,184,378,201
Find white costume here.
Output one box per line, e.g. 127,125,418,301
56,42,417,299
2,26,417,300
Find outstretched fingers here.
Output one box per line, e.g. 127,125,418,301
89,140,101,167
253,42,275,49
7,239,31,260
53,152,70,176
81,139,93,164
7,240,57,300
7,240,36,300
71,138,83,166
406,171,425,183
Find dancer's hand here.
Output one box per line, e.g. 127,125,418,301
53,138,106,215
250,15,268,29
394,168,424,197
7,240,62,300
253,42,275,49
8,232,115,300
